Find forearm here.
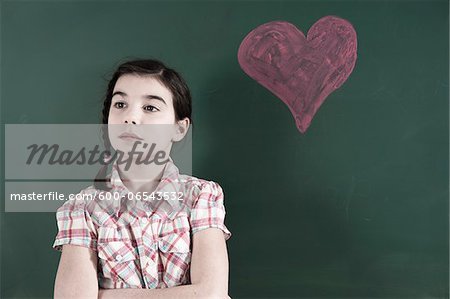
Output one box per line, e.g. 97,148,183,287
98,284,225,299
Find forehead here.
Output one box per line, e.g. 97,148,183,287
113,74,173,102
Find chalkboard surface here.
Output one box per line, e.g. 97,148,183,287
1,1,448,298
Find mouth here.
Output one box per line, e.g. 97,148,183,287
118,132,144,141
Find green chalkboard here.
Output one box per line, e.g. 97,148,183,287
1,0,448,298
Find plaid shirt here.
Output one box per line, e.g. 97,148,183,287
52,157,231,289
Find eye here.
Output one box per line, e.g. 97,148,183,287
143,105,159,112
113,102,126,109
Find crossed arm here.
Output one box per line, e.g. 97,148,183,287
54,228,230,299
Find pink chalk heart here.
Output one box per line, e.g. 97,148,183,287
238,16,357,133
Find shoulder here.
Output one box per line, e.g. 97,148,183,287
179,175,232,240
55,184,103,216
179,174,225,209
55,184,118,230
53,185,100,252
180,174,224,192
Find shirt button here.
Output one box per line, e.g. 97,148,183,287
115,254,123,262
141,218,148,224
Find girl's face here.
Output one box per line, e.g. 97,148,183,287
107,74,180,160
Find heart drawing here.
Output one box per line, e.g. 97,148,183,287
237,16,357,133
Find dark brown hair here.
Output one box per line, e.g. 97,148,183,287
94,58,193,190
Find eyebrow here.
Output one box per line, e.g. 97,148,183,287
112,91,167,105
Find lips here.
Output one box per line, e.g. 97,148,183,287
118,132,144,140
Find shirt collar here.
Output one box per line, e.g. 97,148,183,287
107,156,185,219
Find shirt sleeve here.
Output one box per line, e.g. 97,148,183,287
189,181,232,241
52,196,98,252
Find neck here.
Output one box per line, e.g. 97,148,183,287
116,157,170,194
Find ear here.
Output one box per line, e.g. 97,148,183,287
172,118,190,142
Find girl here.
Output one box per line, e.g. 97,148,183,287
52,59,232,298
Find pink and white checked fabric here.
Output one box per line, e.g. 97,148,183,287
52,157,231,289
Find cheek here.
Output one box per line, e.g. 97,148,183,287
107,110,120,124
140,125,175,148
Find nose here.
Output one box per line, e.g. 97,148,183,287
121,105,141,125
123,109,139,125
